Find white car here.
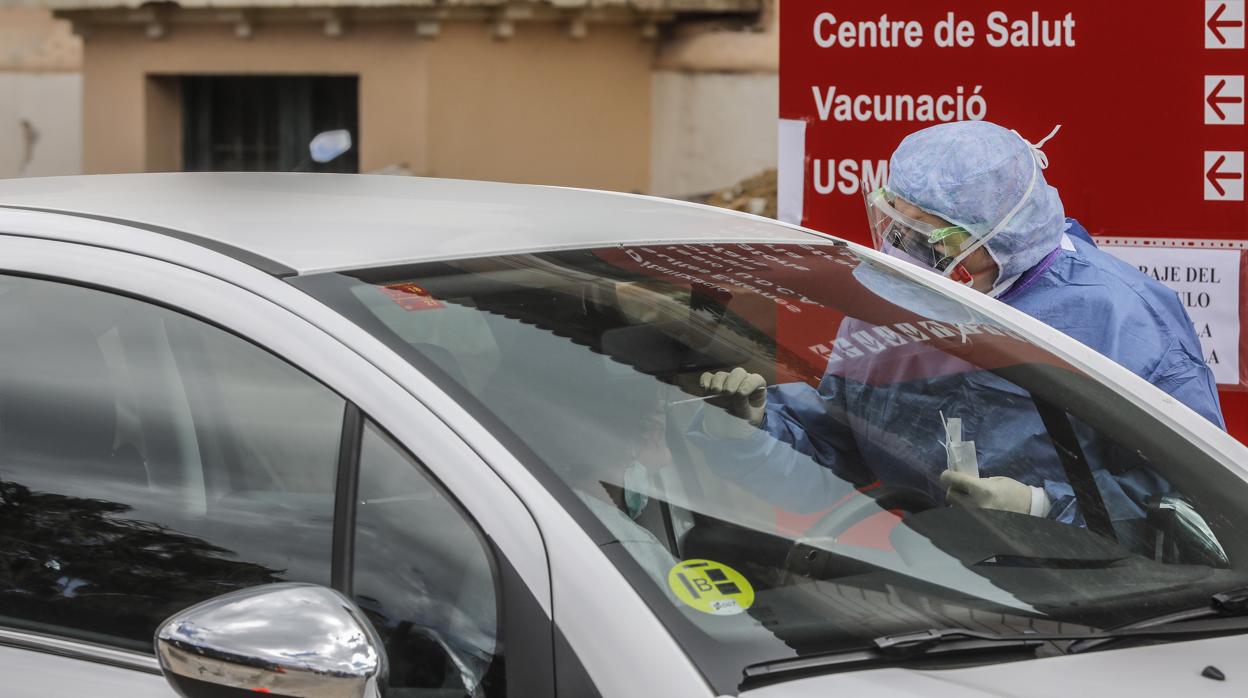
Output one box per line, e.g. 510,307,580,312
0,173,1245,698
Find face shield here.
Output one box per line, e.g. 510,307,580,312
863,186,977,281
876,123,1064,291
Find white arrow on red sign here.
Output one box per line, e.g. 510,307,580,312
1206,152,1245,200
1208,3,1244,43
1206,1,1246,48
1208,80,1240,119
1208,155,1240,196
1205,76,1245,124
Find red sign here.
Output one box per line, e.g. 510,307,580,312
779,1,1248,435
381,282,445,311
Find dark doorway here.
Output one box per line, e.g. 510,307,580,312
182,75,359,173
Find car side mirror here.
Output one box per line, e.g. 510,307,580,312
155,583,387,698
1146,494,1230,569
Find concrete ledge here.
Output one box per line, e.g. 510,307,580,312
46,0,759,13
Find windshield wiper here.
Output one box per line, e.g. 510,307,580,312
873,627,1046,653
1065,586,1248,654
745,590,1248,685
885,587,1248,657
877,614,1248,657
1213,587,1248,613
743,630,1048,684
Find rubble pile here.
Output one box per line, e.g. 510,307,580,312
688,168,777,219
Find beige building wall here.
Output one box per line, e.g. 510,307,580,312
80,20,651,192
81,23,428,175
0,72,81,178
426,22,651,192
650,71,775,197
0,7,82,178
649,0,777,197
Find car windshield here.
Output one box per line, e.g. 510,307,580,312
293,241,1248,693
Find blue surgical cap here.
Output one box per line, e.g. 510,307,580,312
887,120,1066,283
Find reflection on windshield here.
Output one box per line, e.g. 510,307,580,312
295,242,1248,694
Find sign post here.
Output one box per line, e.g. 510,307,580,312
780,0,1248,439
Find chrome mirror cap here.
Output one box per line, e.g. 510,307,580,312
155,582,387,698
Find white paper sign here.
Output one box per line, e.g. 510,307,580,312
1101,243,1241,385
777,118,807,225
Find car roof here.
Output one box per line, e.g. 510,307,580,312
0,173,830,275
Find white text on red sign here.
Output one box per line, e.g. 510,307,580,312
813,11,1076,49
812,85,988,123
812,159,889,197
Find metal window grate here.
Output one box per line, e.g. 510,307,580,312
182,75,359,173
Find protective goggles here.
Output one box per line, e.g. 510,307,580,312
863,187,974,274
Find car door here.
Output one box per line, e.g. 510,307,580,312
0,233,555,697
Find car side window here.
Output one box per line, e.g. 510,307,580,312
353,420,504,697
0,274,344,650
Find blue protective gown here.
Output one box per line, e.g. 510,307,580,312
691,220,1224,538
1008,221,1222,431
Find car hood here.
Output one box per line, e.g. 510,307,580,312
739,634,1246,697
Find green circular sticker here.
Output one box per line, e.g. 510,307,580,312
667,559,755,616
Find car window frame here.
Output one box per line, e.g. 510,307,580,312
0,234,559,696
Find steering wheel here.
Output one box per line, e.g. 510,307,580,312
782,486,938,579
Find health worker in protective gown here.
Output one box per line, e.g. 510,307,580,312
695,120,1224,537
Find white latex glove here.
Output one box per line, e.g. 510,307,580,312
941,470,1046,516
698,368,767,439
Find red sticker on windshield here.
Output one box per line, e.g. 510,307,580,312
381,282,444,311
